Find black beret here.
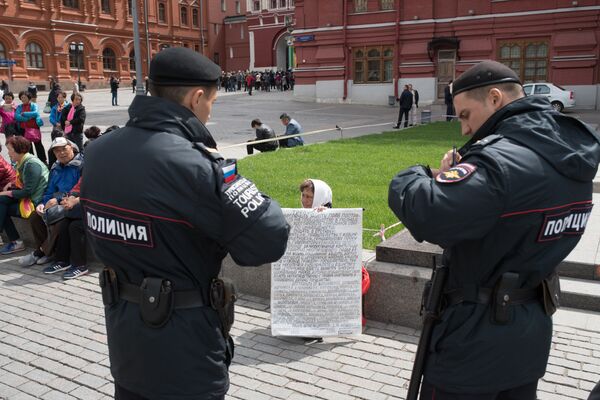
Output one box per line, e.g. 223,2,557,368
451,60,521,96
149,47,221,87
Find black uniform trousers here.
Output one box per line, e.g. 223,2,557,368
396,107,410,128
115,383,225,400
420,381,538,400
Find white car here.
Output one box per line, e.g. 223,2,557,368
523,83,575,112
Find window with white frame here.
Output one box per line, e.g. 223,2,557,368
355,0,367,12
353,46,393,83
381,0,394,10
26,42,44,68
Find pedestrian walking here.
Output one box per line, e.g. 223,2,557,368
388,60,600,400
82,47,289,400
132,77,137,93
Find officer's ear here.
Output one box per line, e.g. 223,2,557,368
488,87,504,110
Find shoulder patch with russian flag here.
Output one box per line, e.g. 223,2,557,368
222,160,237,183
435,163,477,184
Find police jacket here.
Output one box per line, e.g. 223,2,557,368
389,96,600,393
81,95,290,399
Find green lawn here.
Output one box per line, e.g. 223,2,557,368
237,121,464,249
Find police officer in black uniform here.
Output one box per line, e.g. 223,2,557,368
82,47,290,400
388,60,600,399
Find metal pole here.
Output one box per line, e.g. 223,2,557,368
143,0,151,73
199,0,205,55
131,0,146,96
77,43,82,91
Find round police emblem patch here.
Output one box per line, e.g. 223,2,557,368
435,163,477,184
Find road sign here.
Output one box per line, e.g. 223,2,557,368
0,59,16,66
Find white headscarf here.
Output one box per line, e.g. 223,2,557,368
307,179,332,208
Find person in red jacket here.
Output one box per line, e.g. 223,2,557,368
0,144,16,192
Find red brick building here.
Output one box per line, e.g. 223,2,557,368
0,0,246,90
292,0,600,108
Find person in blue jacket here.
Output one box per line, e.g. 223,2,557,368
49,90,69,128
279,113,304,148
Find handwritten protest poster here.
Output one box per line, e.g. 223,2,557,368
271,208,362,337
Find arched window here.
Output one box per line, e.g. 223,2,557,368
192,9,199,27
103,48,117,71
26,42,44,69
69,42,84,69
158,2,166,22
180,7,188,25
129,50,136,71
0,43,6,61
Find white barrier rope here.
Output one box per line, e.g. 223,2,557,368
220,121,396,149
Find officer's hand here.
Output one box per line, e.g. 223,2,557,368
45,198,58,209
440,149,461,173
36,204,45,216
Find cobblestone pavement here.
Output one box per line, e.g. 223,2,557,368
0,255,599,399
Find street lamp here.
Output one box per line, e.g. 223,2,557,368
69,41,84,91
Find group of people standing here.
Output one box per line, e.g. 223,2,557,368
220,69,295,95
0,79,87,166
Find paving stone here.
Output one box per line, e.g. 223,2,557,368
18,379,53,397
24,368,58,385
46,377,81,393
69,385,105,400
74,373,110,389
349,386,388,400
256,382,294,399
41,390,79,400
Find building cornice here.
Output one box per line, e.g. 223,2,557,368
292,5,600,35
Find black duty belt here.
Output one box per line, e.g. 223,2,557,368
444,286,541,307
118,281,206,309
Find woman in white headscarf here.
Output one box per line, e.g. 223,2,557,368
299,179,332,209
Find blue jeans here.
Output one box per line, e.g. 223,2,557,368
112,91,118,106
0,196,22,241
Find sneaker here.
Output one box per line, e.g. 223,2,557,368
392,125,400,129
43,262,69,274
35,255,52,265
0,240,25,255
18,252,39,267
63,265,89,280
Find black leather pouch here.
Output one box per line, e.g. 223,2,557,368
542,273,561,316
139,277,174,328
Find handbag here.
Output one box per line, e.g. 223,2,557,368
43,102,51,114
18,198,34,219
24,127,41,142
43,204,66,225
